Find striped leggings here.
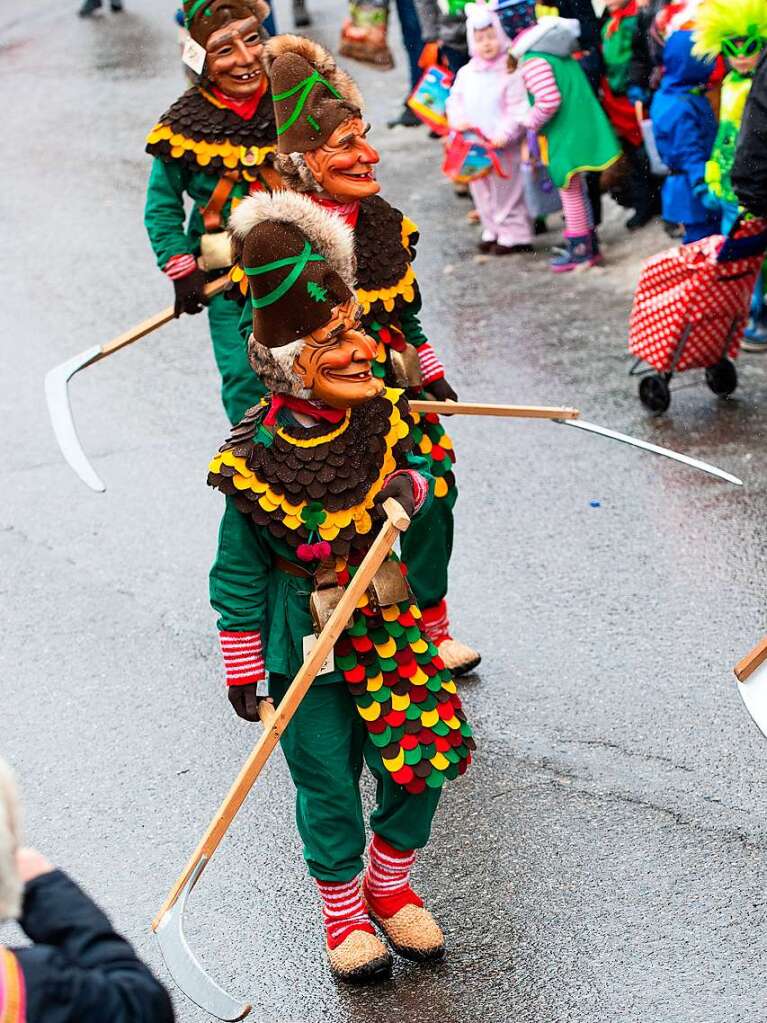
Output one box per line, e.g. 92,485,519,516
559,173,594,237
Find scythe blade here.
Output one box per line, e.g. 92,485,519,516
556,418,743,486
154,858,253,1021
44,346,107,493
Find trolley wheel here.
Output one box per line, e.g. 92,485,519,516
638,373,671,414
705,358,738,397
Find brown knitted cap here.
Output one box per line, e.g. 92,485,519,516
229,191,357,349
184,0,269,47
264,35,364,153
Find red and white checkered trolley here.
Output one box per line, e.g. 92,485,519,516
628,217,767,414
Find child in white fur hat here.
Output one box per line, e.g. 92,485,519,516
445,0,533,254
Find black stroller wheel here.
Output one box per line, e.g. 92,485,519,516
705,358,738,397
639,373,671,414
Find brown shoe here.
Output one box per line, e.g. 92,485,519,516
438,637,481,676
477,239,495,253
326,929,393,983
369,903,446,963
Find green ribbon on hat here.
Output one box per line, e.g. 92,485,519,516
185,0,213,26
246,240,326,309
273,69,343,136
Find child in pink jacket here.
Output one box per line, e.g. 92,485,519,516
446,1,533,254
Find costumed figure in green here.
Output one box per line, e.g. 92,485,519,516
693,0,767,348
209,189,474,982
144,0,280,424
232,36,481,675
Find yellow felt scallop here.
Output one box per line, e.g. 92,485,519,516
382,748,405,772
411,639,428,654
358,701,381,722
409,604,422,620
442,680,457,695
445,715,461,730
382,605,400,622
367,673,384,693
434,477,449,499
421,709,439,728
411,668,428,686
392,693,410,712
430,752,450,772
375,637,397,659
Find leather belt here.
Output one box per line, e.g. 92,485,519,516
273,555,313,579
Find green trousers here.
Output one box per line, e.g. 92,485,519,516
400,488,456,612
270,674,442,882
207,293,265,425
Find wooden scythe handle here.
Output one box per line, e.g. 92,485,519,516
152,497,410,932
98,276,231,362
734,635,767,683
408,400,580,420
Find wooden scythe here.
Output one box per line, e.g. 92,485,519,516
152,498,411,1021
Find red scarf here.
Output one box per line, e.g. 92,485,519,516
605,0,637,36
308,194,361,229
263,394,347,427
210,76,268,120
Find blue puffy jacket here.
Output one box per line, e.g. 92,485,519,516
650,31,719,227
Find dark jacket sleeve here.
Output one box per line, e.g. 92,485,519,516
732,50,767,216
13,870,174,1023
628,7,653,94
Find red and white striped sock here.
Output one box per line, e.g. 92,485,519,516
316,878,375,950
559,174,593,237
363,835,423,919
421,599,451,646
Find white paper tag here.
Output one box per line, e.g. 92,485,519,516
303,634,335,676
182,35,207,75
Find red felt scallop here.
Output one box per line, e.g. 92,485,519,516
406,777,427,794
400,733,419,750
351,635,373,653
392,765,415,785
437,701,454,721
399,660,417,679
435,735,451,753
344,664,366,684
384,710,406,727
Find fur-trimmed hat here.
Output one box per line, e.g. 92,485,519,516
263,35,364,154
229,191,356,391
184,0,270,47
0,758,22,921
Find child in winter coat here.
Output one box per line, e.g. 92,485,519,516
446,1,533,254
512,16,621,271
650,28,719,241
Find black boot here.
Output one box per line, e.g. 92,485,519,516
292,0,311,27
110,0,124,10
78,0,102,15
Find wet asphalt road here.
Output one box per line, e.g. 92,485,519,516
3,3,767,1021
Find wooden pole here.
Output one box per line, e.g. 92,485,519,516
98,276,230,361
408,400,580,420
152,498,410,932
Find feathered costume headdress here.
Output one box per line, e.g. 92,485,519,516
693,0,767,59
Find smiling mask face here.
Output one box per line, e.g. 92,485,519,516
302,117,381,201
205,16,265,98
292,298,383,408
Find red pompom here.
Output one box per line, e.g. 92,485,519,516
296,544,314,562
